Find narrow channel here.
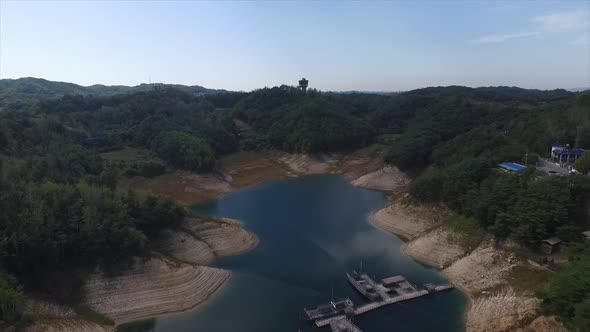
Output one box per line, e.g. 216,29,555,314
125,174,466,332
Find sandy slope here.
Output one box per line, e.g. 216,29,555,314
157,228,216,265
22,300,110,332
83,257,230,325
351,166,410,192
404,227,468,269
157,217,259,265
23,319,110,332
26,218,258,330
185,217,259,257
278,153,338,175
370,199,448,240
371,201,567,332
79,218,258,326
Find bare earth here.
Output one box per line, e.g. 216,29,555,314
83,257,229,325
23,300,110,332
157,218,259,265
371,200,568,332
157,228,216,265
23,319,110,332
83,217,257,326
25,218,258,331
404,227,468,269
370,197,448,240
351,166,410,192
118,150,386,205
184,217,260,257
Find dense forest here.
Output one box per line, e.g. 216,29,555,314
0,79,589,327
0,77,226,112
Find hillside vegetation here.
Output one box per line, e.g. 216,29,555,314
0,77,228,112
0,80,589,327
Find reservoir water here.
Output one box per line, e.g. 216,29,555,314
122,175,466,332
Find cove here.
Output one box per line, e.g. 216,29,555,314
122,174,466,332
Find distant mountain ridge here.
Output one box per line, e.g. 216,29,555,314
567,87,590,92
0,77,225,97
0,77,227,111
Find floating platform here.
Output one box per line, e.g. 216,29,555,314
348,272,419,301
315,284,453,327
304,298,354,321
329,317,363,332
306,273,454,328
381,274,418,295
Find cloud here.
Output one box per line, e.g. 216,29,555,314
532,9,589,31
571,35,590,46
469,32,538,44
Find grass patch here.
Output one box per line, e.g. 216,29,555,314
506,265,551,296
447,215,486,251
74,304,114,326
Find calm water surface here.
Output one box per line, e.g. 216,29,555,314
122,175,466,332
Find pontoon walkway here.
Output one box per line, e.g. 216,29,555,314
316,285,453,327
329,317,363,332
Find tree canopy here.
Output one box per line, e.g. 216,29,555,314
0,82,589,324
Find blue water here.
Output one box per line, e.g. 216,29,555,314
121,175,466,332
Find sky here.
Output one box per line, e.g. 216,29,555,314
0,1,589,91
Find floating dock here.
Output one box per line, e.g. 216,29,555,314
306,273,454,328
329,317,363,332
304,298,354,321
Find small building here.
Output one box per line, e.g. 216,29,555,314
551,142,585,165
541,237,562,255
582,231,590,243
498,162,527,173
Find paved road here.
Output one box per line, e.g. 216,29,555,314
536,159,571,175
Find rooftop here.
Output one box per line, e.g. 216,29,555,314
542,237,562,246
498,162,527,173
552,148,585,156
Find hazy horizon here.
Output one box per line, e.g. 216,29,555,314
4,76,590,93
1,1,589,91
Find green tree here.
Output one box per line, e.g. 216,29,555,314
409,171,444,202
576,152,590,174
151,131,215,171
539,245,590,330
0,273,24,323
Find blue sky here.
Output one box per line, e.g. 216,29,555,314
1,1,589,91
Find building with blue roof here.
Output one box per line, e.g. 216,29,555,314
551,142,585,165
498,162,527,173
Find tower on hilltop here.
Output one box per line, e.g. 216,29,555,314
298,78,308,93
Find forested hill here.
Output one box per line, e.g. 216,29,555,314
0,77,227,111
0,82,589,327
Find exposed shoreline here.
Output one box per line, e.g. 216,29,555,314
28,151,565,332
24,218,259,332
369,198,567,332
25,150,392,331
31,150,550,332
